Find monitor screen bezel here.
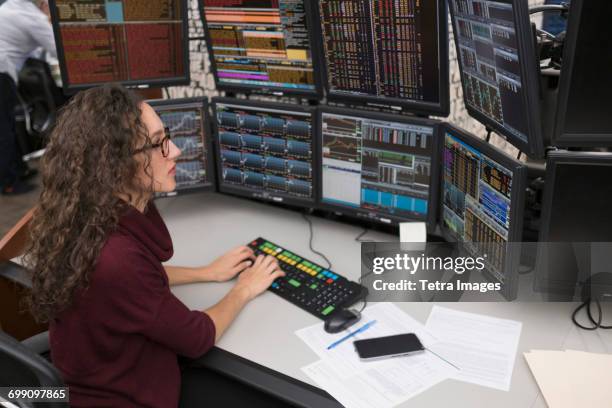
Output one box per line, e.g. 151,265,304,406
535,150,612,295
199,0,324,98
448,0,545,157
439,123,527,300
49,0,191,93
147,97,216,194
314,0,450,117
316,105,442,230
552,0,612,147
211,97,318,208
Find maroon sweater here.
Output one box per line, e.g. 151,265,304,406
50,203,216,407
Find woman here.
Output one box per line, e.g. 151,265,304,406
24,84,285,407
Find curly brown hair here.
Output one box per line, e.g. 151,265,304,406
24,84,155,322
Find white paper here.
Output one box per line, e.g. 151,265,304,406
303,359,397,408
298,304,458,408
303,350,455,408
295,303,440,378
425,306,522,391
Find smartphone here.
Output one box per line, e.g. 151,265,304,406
353,333,424,361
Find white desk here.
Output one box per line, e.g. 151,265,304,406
159,192,612,407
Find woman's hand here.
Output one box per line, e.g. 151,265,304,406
234,255,285,301
204,255,286,341
206,246,256,282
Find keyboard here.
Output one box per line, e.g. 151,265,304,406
247,237,368,320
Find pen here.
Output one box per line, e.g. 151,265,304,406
326,320,377,350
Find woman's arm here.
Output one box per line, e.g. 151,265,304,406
165,246,255,285
164,265,215,285
204,255,284,342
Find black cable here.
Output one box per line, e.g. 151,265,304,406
517,151,523,161
355,272,372,313
586,299,612,329
301,212,332,270
355,227,375,242
485,129,492,143
572,298,612,330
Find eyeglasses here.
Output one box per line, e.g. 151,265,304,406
133,127,172,158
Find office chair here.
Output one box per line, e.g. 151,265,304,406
0,330,67,408
16,58,66,153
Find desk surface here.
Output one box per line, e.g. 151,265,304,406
158,192,612,408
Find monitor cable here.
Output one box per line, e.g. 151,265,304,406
301,212,333,270
356,268,374,314
572,298,611,331
355,227,376,243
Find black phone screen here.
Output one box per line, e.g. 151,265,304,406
354,333,424,359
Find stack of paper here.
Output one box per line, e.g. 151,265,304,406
298,303,457,408
524,350,612,408
297,304,524,408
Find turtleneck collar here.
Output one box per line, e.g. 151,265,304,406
117,202,173,262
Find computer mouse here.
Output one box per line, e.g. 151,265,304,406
324,309,362,334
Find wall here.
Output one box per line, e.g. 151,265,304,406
167,0,545,156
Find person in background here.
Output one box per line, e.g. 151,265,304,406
0,0,56,195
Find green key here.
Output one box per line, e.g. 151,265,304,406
321,305,335,316
288,279,301,287
310,284,318,290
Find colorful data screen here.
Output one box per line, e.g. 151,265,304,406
320,110,437,224
214,100,314,204
51,0,188,89
318,0,446,113
450,0,538,150
441,130,515,282
151,100,213,192
201,0,318,94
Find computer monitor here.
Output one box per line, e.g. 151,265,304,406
316,0,449,116
200,0,322,97
553,1,612,147
535,151,612,297
318,107,441,228
49,0,190,92
448,0,544,157
440,123,527,300
212,97,315,207
147,98,215,194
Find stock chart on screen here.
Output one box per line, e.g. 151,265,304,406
151,99,213,192
213,99,315,205
318,0,446,113
201,0,318,94
320,109,438,225
51,0,188,89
